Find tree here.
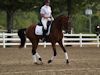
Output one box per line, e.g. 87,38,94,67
0,0,42,33
0,0,99,33
67,0,72,16
51,0,68,16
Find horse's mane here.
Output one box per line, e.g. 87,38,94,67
54,15,68,22
53,15,68,26
53,15,64,24
55,15,65,20
51,15,70,33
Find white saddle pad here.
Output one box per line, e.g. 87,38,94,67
35,25,51,35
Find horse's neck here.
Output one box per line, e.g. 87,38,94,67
51,20,63,33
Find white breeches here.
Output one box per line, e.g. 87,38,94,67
41,18,48,30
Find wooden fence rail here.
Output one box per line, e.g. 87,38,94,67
0,33,100,48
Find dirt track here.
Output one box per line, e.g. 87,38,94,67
0,46,100,75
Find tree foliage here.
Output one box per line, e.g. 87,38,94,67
0,0,42,32
0,0,42,11
51,0,68,16
14,11,39,29
0,0,100,33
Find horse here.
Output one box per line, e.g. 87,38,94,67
18,15,70,64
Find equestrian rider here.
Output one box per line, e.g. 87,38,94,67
40,0,54,40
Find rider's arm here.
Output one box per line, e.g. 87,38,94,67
50,15,54,21
40,13,49,19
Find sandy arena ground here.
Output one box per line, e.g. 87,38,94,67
0,46,100,75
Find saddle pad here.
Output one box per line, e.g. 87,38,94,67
35,25,51,35
35,25,43,35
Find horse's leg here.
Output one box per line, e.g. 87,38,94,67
32,39,43,64
58,40,69,64
48,43,57,63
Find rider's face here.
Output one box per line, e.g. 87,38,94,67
45,2,50,6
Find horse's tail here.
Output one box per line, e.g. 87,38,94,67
18,28,26,48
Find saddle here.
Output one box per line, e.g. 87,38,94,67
35,21,51,36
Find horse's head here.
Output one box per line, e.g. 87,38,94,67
53,15,71,33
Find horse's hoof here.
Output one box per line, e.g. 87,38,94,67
66,60,69,64
34,62,43,65
39,58,42,61
48,60,52,63
34,62,40,65
34,62,39,65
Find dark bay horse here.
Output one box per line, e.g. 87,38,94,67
18,15,69,64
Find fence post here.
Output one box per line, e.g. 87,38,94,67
97,35,99,47
24,43,26,48
44,41,46,48
80,33,82,47
2,32,6,48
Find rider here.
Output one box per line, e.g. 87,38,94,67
40,0,54,41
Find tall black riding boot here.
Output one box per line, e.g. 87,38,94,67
42,30,47,42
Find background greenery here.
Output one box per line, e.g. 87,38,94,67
0,0,100,33
0,11,39,29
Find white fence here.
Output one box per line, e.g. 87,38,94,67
0,33,100,48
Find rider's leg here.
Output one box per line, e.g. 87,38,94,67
47,21,52,32
41,18,48,30
41,18,48,41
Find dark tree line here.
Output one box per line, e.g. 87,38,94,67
0,0,41,33
0,0,99,33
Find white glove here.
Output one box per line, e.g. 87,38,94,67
51,16,54,21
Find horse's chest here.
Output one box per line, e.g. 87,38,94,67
50,32,63,41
